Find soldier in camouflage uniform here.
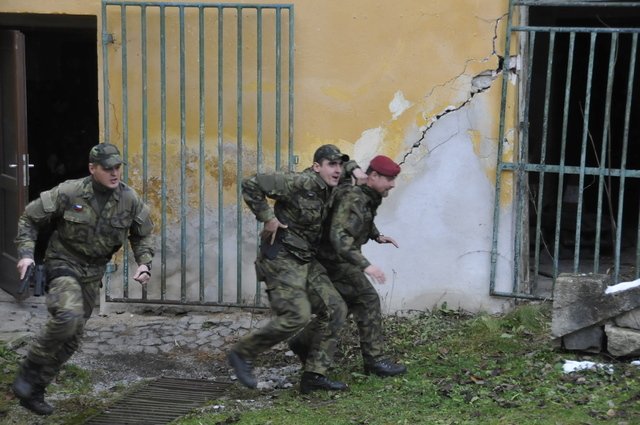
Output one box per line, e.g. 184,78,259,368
314,155,407,377
229,144,365,394
12,143,155,415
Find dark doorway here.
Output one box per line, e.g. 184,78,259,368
0,14,98,296
0,14,98,198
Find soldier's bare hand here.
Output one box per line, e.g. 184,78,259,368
17,258,35,280
352,167,368,185
133,264,151,285
263,218,288,245
376,235,399,248
364,264,386,284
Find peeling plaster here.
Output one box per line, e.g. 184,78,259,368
353,127,386,168
389,91,413,120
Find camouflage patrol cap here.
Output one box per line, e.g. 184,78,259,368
313,144,350,163
89,143,125,168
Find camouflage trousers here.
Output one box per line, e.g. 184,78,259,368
25,270,101,386
233,250,347,376
322,261,385,365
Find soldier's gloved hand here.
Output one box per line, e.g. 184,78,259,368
364,264,386,284
17,258,35,280
263,218,288,245
133,264,151,285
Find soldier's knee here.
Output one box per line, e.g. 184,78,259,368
282,304,312,332
52,310,84,340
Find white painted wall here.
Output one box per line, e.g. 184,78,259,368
354,92,514,314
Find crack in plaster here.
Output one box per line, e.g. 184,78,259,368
400,13,510,165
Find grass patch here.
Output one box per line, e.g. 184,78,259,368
175,303,640,425
2,303,639,424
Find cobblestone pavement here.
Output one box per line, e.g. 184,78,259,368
0,291,305,424
0,292,269,357
0,291,300,390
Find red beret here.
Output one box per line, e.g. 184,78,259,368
369,155,401,177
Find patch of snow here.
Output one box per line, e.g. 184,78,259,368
605,278,640,294
562,360,613,374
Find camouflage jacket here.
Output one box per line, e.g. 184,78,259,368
242,162,359,263
15,177,155,274
318,184,382,270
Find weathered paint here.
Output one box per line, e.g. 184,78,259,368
1,0,519,313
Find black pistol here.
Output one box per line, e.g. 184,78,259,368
16,263,36,295
33,265,47,296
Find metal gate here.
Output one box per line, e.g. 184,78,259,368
101,1,294,306
491,0,640,299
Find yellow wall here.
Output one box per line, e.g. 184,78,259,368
1,0,513,169
1,0,518,311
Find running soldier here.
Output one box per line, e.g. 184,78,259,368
229,144,364,394
12,143,155,415
315,155,407,377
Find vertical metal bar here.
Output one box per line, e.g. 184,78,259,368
614,33,638,284
594,33,618,273
236,7,244,304
552,32,575,284
256,9,263,174
141,5,149,301
121,6,129,182
288,6,295,171
490,0,515,294
637,198,640,279
179,6,187,302
101,1,111,301
217,7,224,303
121,4,130,298
141,6,149,199
533,31,555,293
101,4,110,142
198,6,206,302
255,7,263,304
573,32,597,273
275,8,282,169
160,5,167,300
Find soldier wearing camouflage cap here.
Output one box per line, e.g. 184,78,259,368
229,144,366,394
12,143,155,415
312,155,407,377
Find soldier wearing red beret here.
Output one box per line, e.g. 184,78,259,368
289,155,407,377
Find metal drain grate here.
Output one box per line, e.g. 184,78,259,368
83,376,232,425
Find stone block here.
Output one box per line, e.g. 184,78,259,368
605,324,640,357
562,325,603,353
614,307,640,330
552,273,640,337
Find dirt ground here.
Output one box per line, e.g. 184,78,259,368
1,311,305,425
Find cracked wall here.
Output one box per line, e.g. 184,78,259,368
292,0,517,313
2,0,520,313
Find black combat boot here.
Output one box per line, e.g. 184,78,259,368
19,384,54,416
12,360,54,415
364,359,407,377
287,337,309,365
12,359,41,400
228,350,257,388
299,372,347,394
